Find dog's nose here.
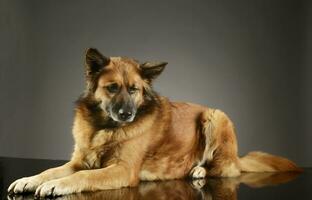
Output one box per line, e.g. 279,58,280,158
118,109,132,121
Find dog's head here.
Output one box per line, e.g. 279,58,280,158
84,48,167,124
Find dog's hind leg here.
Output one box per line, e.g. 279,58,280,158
189,109,241,178
190,109,217,179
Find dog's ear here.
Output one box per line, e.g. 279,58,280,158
140,62,167,81
85,48,110,76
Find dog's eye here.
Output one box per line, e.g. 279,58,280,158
106,83,119,93
128,86,139,94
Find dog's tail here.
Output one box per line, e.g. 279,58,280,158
239,151,303,172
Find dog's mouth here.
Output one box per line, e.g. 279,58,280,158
109,111,136,123
99,101,137,124
104,106,136,124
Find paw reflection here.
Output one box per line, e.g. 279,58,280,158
7,172,300,200
191,178,206,189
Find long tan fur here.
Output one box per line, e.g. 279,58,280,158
8,48,302,197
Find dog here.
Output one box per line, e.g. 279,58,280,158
8,48,302,197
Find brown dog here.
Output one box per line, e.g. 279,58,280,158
8,48,302,197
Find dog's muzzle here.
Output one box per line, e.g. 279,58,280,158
107,103,136,123
117,108,133,121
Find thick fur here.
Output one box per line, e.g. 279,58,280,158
8,48,302,197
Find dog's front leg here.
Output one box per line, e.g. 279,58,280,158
35,163,137,197
8,161,82,194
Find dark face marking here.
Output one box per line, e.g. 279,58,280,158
108,87,136,122
94,60,145,124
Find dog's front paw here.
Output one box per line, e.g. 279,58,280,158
8,176,42,194
35,179,76,197
189,166,207,179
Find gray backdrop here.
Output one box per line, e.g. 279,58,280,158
0,0,311,167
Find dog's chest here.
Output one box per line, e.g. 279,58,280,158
82,130,118,169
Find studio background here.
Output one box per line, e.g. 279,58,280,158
0,0,311,167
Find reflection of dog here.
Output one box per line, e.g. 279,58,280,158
8,172,300,200
8,48,302,197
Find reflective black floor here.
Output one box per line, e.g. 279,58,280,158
1,157,311,200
